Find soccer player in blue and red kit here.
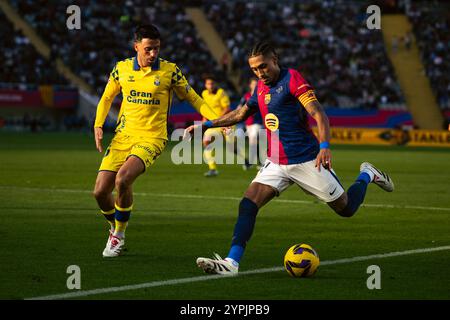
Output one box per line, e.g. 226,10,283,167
185,41,395,275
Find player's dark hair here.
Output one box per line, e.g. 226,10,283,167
134,24,160,42
202,73,216,82
248,41,278,59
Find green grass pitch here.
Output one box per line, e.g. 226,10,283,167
0,132,449,300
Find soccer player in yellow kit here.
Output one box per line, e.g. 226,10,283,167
202,75,250,177
93,25,219,257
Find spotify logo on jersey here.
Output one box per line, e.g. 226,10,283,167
265,113,279,132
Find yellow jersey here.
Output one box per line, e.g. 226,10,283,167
201,88,230,121
94,56,219,139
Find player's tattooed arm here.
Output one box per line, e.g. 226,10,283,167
304,100,331,141
210,104,255,127
304,100,332,171
304,99,325,118
183,105,255,140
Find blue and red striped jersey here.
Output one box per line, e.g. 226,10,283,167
247,68,319,165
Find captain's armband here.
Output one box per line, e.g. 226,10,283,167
298,90,318,107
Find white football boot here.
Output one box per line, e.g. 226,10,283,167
102,230,114,254
196,253,239,276
102,233,125,257
360,162,395,192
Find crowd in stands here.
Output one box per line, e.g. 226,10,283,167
204,0,405,109
3,0,448,120
10,0,233,98
406,2,450,111
0,9,67,88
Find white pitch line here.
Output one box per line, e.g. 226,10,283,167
1,185,450,212
26,245,450,300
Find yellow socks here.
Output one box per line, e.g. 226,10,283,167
204,148,217,170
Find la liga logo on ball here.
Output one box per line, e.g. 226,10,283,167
284,243,320,277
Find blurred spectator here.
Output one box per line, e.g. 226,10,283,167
221,53,230,73
403,31,413,50
391,35,399,54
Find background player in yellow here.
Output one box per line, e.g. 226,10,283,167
93,24,219,257
201,75,250,177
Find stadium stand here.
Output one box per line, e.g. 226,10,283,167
406,2,450,112
203,0,406,110
0,9,67,87
0,8,80,132
5,0,446,130
9,0,234,98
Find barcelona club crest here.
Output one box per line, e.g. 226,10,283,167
154,76,160,86
265,113,279,132
264,94,271,105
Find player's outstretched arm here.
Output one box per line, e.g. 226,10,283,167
184,104,255,139
304,100,332,171
209,104,254,127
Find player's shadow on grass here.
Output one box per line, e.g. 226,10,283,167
99,249,156,261
139,208,220,214
2,206,95,211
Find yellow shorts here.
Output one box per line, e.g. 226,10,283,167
99,133,167,172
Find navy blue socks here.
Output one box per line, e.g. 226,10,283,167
227,197,259,263
339,172,371,217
